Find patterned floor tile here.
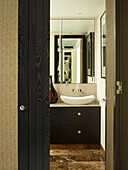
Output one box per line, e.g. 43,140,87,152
50,144,105,170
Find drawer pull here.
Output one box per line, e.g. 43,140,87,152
78,130,82,134
77,112,82,116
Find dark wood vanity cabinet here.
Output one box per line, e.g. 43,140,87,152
50,107,101,144
50,108,60,143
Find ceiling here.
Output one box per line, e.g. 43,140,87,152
50,0,105,18
50,20,94,34
62,39,81,47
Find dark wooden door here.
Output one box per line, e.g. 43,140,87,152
115,0,128,169
18,0,29,169
18,0,50,169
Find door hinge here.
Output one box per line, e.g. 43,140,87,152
116,81,122,94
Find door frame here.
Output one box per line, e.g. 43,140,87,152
115,0,121,169
106,0,115,169
114,0,128,169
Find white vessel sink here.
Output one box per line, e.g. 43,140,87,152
60,95,95,105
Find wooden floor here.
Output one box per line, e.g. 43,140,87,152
50,144,105,170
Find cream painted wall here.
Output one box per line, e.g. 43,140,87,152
0,0,18,170
72,47,77,83
95,14,106,150
87,76,95,83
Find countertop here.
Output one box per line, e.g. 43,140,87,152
50,101,100,107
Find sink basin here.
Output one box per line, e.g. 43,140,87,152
60,95,95,105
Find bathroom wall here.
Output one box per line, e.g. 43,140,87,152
95,12,106,150
0,0,18,170
72,47,77,83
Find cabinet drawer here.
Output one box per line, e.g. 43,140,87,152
60,126,100,144
50,108,60,125
60,107,100,126
50,125,60,144
50,108,60,144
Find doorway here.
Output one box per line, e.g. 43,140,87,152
18,0,127,170
50,0,106,169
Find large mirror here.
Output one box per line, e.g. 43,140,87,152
50,19,95,83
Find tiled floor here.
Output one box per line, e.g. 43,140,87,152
50,144,105,170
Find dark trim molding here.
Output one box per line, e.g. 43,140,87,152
54,35,87,83
54,35,59,83
18,0,29,168
115,0,128,169
115,0,121,169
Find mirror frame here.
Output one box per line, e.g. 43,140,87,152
54,35,87,83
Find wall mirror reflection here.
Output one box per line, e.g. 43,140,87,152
50,20,95,84
50,20,95,83
101,12,106,78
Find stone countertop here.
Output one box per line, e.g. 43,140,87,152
50,101,100,107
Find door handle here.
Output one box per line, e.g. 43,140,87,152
20,105,25,111
116,81,122,94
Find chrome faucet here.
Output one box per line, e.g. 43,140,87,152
78,89,82,93
72,89,76,93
